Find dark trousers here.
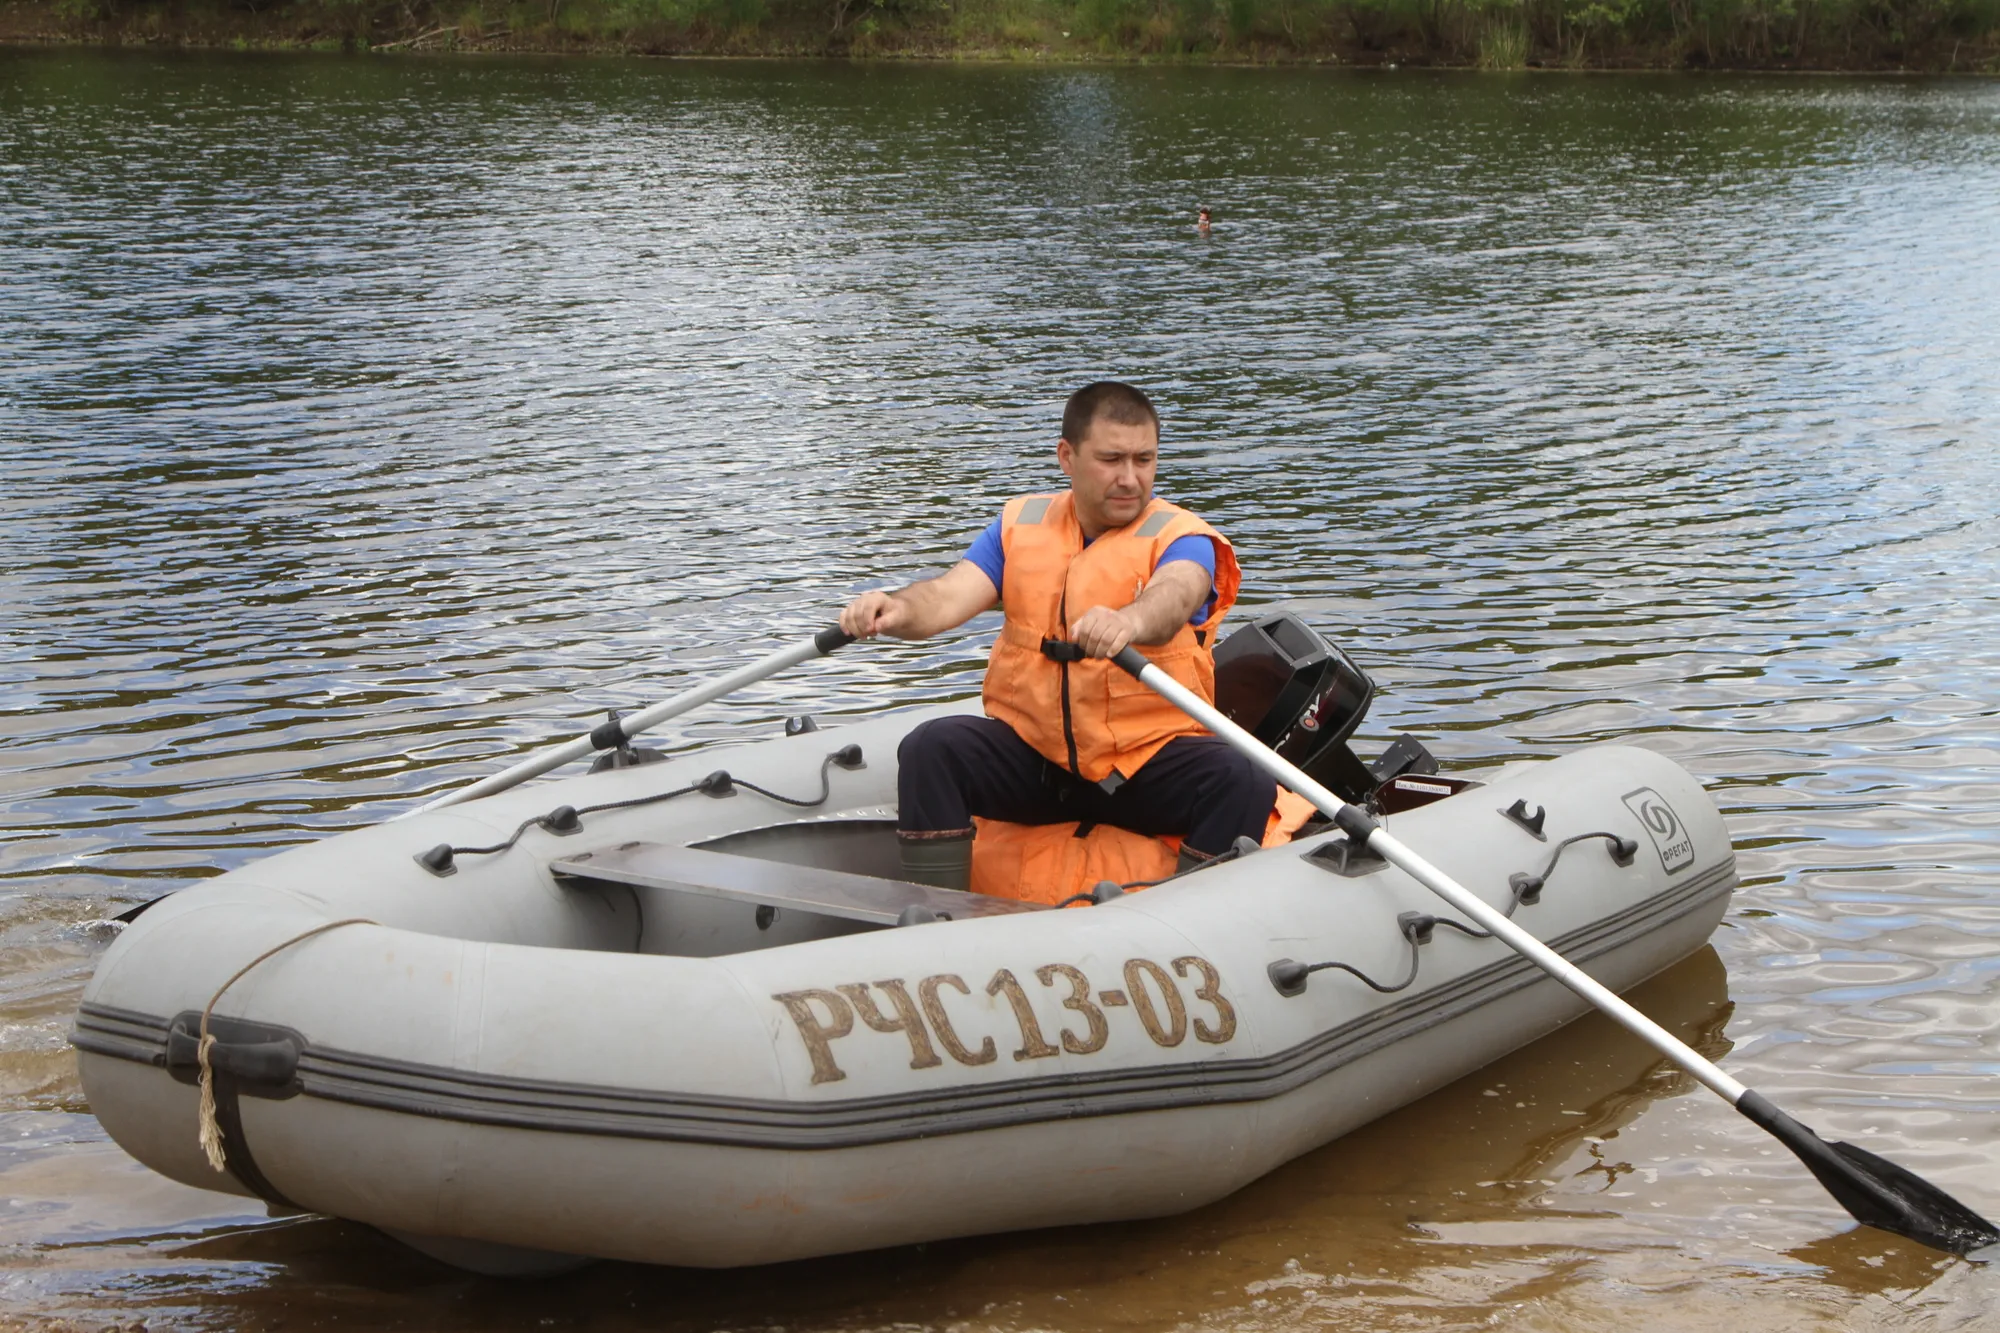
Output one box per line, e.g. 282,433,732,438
897,714,1276,860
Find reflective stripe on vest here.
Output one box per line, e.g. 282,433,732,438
982,492,1242,784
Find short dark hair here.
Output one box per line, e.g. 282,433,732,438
1062,381,1159,446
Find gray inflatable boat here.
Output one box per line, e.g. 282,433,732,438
73,618,1735,1274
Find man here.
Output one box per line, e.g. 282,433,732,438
839,381,1276,893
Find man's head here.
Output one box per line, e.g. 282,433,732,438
1058,381,1161,538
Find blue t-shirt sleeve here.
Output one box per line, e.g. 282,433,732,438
963,517,1005,591
1159,534,1219,624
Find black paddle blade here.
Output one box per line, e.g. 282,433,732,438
1738,1090,2000,1259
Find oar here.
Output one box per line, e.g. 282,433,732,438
112,627,856,923
398,626,856,818
1109,646,2000,1261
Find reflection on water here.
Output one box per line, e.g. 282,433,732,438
2,51,1998,1331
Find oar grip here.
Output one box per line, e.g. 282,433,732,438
814,625,857,654
1110,646,1149,676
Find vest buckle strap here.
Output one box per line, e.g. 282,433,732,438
1039,761,1081,800
1040,637,1087,663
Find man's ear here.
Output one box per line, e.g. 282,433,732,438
1056,436,1076,478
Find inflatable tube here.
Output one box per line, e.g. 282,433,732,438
74,703,1734,1273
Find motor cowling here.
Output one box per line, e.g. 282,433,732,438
1214,611,1429,802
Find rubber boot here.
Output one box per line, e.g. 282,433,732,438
899,833,973,892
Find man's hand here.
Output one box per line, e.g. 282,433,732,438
840,590,910,641
1070,605,1142,658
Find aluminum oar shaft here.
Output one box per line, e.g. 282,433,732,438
401,627,853,818
1108,648,1747,1101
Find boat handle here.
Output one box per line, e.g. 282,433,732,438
165,1015,303,1093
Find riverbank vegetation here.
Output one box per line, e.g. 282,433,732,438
5,0,1996,67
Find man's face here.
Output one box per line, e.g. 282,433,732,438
1058,417,1159,536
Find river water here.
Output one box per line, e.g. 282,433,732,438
3,49,1999,1331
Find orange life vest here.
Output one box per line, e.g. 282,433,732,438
981,492,1243,787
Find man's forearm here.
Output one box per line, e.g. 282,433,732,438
884,578,967,639
843,559,999,643
1123,564,1210,645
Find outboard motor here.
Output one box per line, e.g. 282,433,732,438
1212,611,1435,804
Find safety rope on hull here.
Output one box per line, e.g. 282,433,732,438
196,917,375,1173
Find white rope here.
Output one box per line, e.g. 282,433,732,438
196,918,374,1173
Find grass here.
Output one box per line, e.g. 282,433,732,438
1475,20,1528,66
3,0,1998,67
